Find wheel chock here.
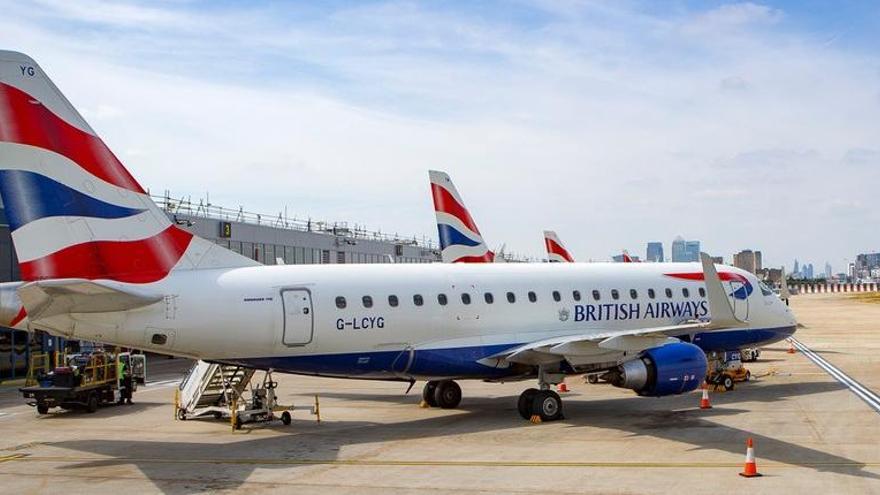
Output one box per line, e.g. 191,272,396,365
529,414,542,424
419,400,429,408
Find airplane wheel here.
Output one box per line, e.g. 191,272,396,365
433,380,462,409
422,381,439,407
517,388,539,420
531,390,563,421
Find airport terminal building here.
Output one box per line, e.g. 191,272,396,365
0,195,441,380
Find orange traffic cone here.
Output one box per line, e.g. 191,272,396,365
699,383,712,409
739,438,762,477
787,340,796,354
557,382,569,393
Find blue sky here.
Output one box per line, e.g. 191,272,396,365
1,1,878,270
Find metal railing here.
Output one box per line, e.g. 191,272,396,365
153,191,440,251
151,190,536,262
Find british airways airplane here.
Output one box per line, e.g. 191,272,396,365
0,51,796,421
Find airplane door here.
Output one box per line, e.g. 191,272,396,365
727,281,750,321
282,289,313,346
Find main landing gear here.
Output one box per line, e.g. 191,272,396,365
422,380,462,409
517,366,564,422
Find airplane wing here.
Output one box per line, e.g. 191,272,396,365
482,321,708,366
17,279,163,322
482,252,744,366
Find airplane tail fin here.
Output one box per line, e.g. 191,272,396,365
428,170,494,263
622,250,634,263
543,230,574,262
0,51,258,283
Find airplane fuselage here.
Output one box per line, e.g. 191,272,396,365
52,262,796,381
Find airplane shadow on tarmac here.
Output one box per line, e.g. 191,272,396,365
48,380,878,494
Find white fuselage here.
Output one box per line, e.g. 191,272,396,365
52,262,796,380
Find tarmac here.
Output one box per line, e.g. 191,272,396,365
0,293,879,494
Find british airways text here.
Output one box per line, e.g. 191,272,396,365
573,300,709,322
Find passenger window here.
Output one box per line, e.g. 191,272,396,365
528,291,537,303
648,288,656,299
573,290,581,301
507,292,516,303
461,293,472,305
362,295,373,308
592,290,601,301
682,288,690,298
611,289,620,300
630,289,638,299
484,292,494,304
413,294,424,306
438,294,448,306
552,290,561,302
665,288,673,298
388,295,399,307
335,296,346,309
699,287,706,298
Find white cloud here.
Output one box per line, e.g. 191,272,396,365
0,1,877,267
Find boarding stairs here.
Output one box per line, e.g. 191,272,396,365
176,360,256,419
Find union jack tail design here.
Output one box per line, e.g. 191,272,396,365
429,170,493,263
543,230,574,263
0,51,258,284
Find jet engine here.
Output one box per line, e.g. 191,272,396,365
606,342,707,397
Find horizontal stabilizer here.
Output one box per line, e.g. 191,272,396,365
17,279,163,322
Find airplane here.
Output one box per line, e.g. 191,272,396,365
0,51,797,422
543,231,575,263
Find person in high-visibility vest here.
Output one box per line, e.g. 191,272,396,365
117,358,134,405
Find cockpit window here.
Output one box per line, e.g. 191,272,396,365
759,282,774,296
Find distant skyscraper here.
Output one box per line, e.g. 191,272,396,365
646,242,664,262
671,236,700,262
754,251,762,272
671,237,686,262
733,249,757,273
825,262,832,279
793,259,799,275
684,240,700,262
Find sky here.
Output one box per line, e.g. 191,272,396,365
1,0,878,271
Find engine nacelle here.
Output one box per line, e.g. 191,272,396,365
608,342,707,397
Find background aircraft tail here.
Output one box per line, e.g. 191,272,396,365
543,230,574,262
0,51,258,284
429,170,494,263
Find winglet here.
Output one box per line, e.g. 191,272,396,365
701,252,745,328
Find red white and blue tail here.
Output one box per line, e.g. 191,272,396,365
0,51,258,284
429,170,493,263
543,230,574,263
